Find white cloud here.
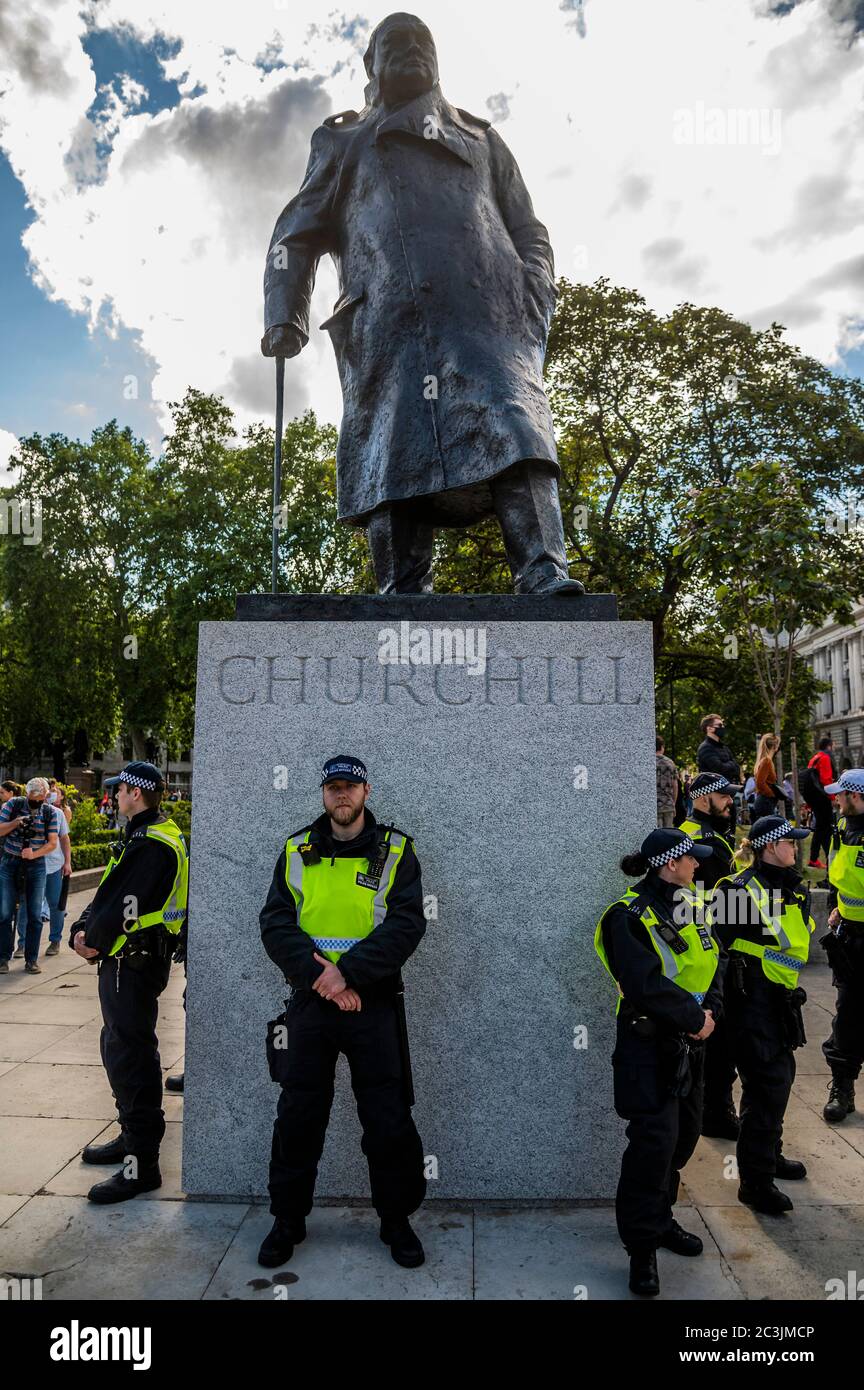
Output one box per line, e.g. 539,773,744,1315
0,429,21,487
0,0,861,448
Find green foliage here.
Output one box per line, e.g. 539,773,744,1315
71,844,110,871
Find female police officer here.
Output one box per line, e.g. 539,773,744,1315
710,816,814,1215
595,828,725,1297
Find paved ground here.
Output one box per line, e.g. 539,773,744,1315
1,888,862,1301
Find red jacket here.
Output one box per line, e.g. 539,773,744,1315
809,751,835,795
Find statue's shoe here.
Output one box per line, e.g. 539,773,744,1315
525,576,586,596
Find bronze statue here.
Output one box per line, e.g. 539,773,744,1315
262,12,584,596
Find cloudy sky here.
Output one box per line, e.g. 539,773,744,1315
1,0,862,482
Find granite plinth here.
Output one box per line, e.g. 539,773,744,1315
183,602,655,1200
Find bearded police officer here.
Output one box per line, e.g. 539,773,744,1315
678,772,741,1140
821,769,864,1124
70,762,188,1203
711,817,814,1215
259,756,427,1269
595,828,725,1297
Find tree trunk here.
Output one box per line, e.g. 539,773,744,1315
51,738,66,782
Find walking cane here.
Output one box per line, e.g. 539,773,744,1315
271,355,285,595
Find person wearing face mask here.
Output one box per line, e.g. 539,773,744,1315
710,817,814,1215
0,777,62,973
678,772,742,1141
595,828,726,1297
820,769,864,1124
697,715,740,828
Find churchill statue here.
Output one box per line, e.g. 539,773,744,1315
262,12,584,597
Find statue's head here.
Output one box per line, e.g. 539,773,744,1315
363,13,438,107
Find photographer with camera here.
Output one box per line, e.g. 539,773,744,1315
0,777,62,973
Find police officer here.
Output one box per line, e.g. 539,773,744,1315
711,816,814,1215
679,772,741,1139
69,762,188,1203
595,828,725,1297
258,756,427,1269
821,769,864,1123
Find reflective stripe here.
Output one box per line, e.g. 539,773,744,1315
839,893,864,908
693,991,705,1004
372,833,405,928
764,948,804,972
311,936,364,951
287,834,307,912
645,918,681,980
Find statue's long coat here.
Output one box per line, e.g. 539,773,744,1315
263,85,559,525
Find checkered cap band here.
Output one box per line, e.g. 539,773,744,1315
749,820,795,850
120,773,159,790
322,760,366,782
835,771,864,794
693,776,731,798
647,835,697,869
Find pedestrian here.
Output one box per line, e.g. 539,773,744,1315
655,736,679,829
258,755,427,1270
711,816,814,1214
595,827,724,1297
0,778,62,973
69,762,188,1203
753,734,784,819
805,736,836,871
697,714,741,834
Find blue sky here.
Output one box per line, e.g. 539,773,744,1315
1,0,862,477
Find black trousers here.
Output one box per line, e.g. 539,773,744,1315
822,936,864,1080
365,461,571,594
702,1012,738,1118
612,1024,705,1252
268,991,426,1220
809,794,833,864
728,986,796,1182
98,951,172,1162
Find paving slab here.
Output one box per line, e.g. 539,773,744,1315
0,994,100,1026
0,1022,81,1062
0,1063,118,1119
698,1203,864,1301
0,1194,249,1300
0,1116,108,1195
203,1204,473,1301
473,1207,741,1300
0,1194,31,1226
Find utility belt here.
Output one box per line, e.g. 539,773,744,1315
727,956,808,1048
820,926,864,985
113,927,175,969
618,1001,700,1098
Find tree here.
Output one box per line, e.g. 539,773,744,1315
545,279,864,658
679,458,863,767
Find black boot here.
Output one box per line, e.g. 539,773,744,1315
165,1073,184,1093
628,1248,660,1297
257,1216,307,1268
823,1078,855,1124
738,1180,793,1215
82,1134,132,1165
701,1105,739,1140
379,1216,425,1268
88,1164,161,1204
657,1219,703,1256
774,1154,807,1181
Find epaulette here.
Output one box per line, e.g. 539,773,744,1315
286,823,316,842
456,106,491,131
378,822,414,844
323,109,361,129
730,867,755,887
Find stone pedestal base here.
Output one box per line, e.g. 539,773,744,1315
182,596,655,1200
